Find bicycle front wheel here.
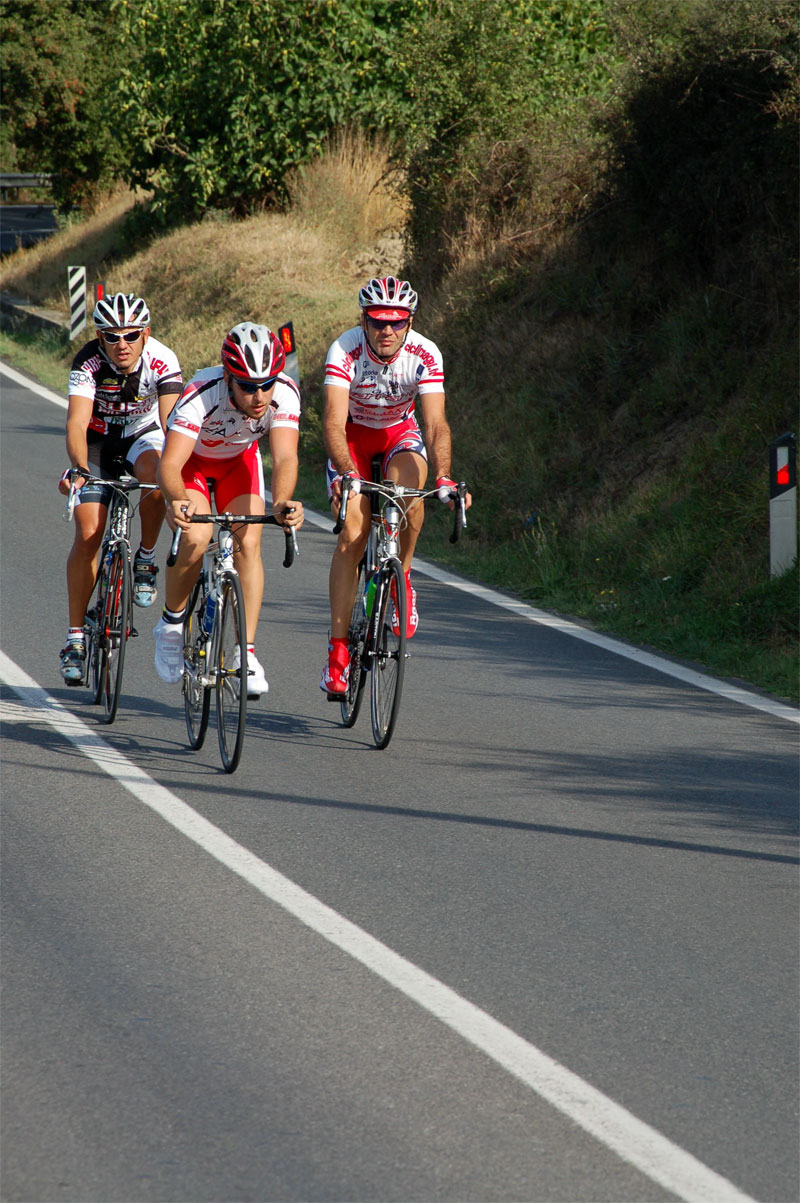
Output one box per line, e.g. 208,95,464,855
370,558,406,749
215,571,247,773
98,546,131,724
183,578,211,750
341,557,369,727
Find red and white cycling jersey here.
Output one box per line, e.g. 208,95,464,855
68,337,182,438
166,366,301,459
324,326,444,429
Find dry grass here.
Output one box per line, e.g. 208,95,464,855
0,133,409,384
0,186,148,309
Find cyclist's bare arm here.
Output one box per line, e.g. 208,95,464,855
418,391,473,511
156,428,200,529
63,394,94,487
157,385,183,434
268,425,305,529
323,383,357,480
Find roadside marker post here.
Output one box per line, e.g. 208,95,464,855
278,321,299,387
68,266,86,341
769,431,797,577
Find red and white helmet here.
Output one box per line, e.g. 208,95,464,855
358,276,418,319
93,291,150,330
221,322,285,380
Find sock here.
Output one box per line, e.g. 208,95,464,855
136,545,156,561
67,627,85,644
162,605,185,624
247,643,255,656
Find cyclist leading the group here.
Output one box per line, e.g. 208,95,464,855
153,321,305,698
58,291,183,684
321,275,471,697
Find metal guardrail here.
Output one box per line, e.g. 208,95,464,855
0,173,54,189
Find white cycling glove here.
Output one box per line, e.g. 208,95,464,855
436,476,458,503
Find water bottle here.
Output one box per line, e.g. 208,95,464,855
201,590,216,635
364,574,377,618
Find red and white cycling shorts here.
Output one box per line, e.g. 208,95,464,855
326,415,427,495
182,442,266,511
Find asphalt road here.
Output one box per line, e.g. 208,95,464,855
1,362,798,1203
0,204,58,256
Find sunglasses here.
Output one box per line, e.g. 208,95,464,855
235,375,278,395
102,329,144,345
366,315,409,332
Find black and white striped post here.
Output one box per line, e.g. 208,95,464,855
68,265,86,340
769,432,797,577
278,321,299,387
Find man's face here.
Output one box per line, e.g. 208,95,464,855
362,309,411,360
99,325,149,375
227,372,278,420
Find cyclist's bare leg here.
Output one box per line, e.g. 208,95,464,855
67,501,107,627
164,486,212,615
329,493,371,640
228,491,266,644
132,448,166,550
386,449,428,573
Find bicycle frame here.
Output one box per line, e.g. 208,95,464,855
63,473,156,722
334,470,467,747
168,511,297,772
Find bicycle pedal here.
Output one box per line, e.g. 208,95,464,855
326,691,345,702
130,626,139,637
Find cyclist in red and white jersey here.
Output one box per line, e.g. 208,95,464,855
153,322,304,698
321,275,471,697
58,291,182,684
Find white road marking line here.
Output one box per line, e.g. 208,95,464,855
1,653,757,1203
3,356,797,725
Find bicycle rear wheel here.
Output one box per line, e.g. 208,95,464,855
98,546,131,724
183,578,211,750
340,557,369,727
215,570,247,773
370,558,406,749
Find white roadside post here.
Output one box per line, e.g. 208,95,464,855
769,431,797,577
68,266,86,341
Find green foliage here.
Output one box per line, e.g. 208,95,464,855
403,0,618,269
107,0,424,226
0,0,127,209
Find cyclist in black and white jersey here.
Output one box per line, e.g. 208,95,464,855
57,291,182,683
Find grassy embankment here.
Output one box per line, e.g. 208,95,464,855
1,106,797,703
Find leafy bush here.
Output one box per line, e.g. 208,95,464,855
108,0,423,226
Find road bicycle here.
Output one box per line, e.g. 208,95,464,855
167,512,297,773
64,471,158,724
333,466,467,749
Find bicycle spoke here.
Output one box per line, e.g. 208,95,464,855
341,558,369,727
370,558,406,749
99,548,131,724
183,578,211,749
216,572,247,773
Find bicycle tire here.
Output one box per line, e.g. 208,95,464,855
370,557,406,749
215,570,247,773
98,545,131,724
86,602,102,702
340,557,369,727
183,577,211,750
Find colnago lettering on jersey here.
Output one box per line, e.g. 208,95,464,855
324,326,445,429
167,367,301,460
68,338,182,437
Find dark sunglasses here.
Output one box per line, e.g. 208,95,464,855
366,315,409,332
102,329,144,344
236,375,278,395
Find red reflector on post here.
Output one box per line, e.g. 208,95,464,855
278,322,295,354
777,466,790,486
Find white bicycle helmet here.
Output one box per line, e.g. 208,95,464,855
221,322,285,380
358,276,418,315
93,291,150,330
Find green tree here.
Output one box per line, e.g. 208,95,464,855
109,0,424,225
0,0,126,209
